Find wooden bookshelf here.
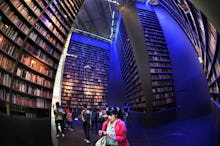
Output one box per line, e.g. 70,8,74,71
0,0,84,118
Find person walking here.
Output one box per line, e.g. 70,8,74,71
54,102,65,138
78,104,91,143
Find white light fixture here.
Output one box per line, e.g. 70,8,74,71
105,0,120,5
146,0,159,5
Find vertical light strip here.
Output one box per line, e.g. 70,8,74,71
110,10,115,39
51,27,74,146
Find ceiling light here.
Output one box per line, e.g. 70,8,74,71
105,0,120,5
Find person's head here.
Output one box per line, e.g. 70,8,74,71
107,107,118,122
55,102,60,107
82,104,87,109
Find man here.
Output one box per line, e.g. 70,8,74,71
78,104,91,143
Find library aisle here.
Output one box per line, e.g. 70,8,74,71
55,115,217,146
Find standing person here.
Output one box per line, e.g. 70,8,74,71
54,102,65,138
122,103,131,128
100,107,108,127
78,104,91,143
91,107,98,133
98,107,130,146
66,107,73,131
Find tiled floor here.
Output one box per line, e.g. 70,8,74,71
57,115,218,146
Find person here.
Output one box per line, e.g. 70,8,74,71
78,104,91,143
91,107,98,133
122,103,131,128
98,107,130,146
54,102,65,138
66,107,73,131
99,107,108,127
116,107,125,121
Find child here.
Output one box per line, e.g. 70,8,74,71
66,107,73,131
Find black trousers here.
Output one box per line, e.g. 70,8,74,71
83,121,90,140
55,120,64,134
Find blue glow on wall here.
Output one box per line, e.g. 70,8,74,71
71,33,110,50
108,14,124,106
154,5,210,119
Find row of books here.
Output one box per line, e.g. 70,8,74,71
20,54,54,78
148,50,169,56
56,0,74,22
151,74,173,79
1,2,30,35
0,33,19,59
150,62,171,67
34,22,62,49
0,52,15,73
64,73,109,81
24,0,41,17
151,79,174,86
0,88,10,102
49,4,70,31
15,67,53,88
44,8,67,35
152,92,175,99
0,71,11,87
65,57,110,66
10,0,36,25
11,93,50,109
152,86,174,93
24,42,57,68
0,22,24,46
152,98,175,107
148,55,170,61
150,68,172,73
40,14,65,44
13,78,52,98
125,90,144,99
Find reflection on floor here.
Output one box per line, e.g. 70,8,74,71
57,115,218,146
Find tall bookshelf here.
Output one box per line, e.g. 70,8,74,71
159,0,220,104
117,3,175,113
61,36,110,111
116,21,145,112
137,8,176,111
0,0,84,118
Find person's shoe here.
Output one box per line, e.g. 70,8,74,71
86,140,90,143
61,133,65,137
56,134,60,138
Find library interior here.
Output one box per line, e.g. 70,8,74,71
0,0,220,146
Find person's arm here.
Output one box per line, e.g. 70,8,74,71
114,120,127,142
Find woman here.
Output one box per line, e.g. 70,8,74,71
98,107,129,146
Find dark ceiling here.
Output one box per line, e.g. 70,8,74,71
73,0,140,41
73,0,220,42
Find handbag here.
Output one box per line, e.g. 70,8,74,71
95,136,106,146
